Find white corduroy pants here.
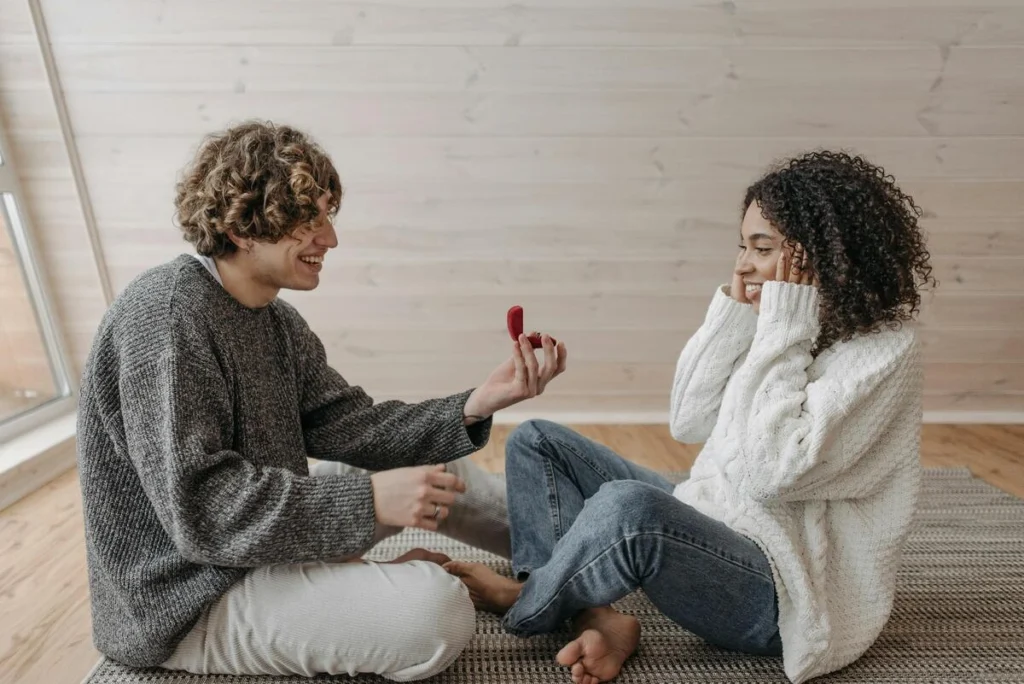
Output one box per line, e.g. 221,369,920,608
160,457,509,681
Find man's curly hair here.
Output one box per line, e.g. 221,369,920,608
744,150,936,355
175,121,342,257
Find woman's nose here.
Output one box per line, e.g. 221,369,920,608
735,253,753,274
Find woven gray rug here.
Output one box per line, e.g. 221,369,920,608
83,468,1024,683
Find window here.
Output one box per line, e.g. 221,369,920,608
0,122,73,442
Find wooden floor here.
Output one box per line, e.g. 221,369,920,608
1,423,1023,684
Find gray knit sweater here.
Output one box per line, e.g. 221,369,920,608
76,254,491,667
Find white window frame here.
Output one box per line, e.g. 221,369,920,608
0,120,75,444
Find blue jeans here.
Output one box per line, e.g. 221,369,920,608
502,420,782,657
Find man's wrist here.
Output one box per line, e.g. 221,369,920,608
462,388,493,425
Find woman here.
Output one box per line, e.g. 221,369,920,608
444,151,936,684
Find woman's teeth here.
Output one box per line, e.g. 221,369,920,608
300,256,323,264
745,284,762,296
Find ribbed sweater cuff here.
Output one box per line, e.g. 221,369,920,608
707,285,758,337
439,389,493,456
320,472,378,557
758,281,820,341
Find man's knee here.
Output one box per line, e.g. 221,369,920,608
388,565,476,681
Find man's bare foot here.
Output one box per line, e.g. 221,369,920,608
443,561,522,614
555,607,640,684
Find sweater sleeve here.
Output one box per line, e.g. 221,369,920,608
284,306,491,469
118,319,380,568
669,285,758,443
721,280,919,503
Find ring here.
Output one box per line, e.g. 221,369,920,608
432,504,441,520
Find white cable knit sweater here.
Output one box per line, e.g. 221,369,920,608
669,281,923,683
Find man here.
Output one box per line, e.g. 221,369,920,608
76,120,567,681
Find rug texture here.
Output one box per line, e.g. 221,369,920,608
82,468,1024,683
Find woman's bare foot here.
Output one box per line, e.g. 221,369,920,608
389,548,452,566
443,561,522,614
555,607,640,684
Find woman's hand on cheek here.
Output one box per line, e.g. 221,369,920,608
777,243,817,286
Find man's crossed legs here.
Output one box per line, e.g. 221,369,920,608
161,457,509,682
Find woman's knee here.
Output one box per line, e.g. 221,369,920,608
506,419,580,467
507,418,551,454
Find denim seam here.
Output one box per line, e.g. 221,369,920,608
543,458,564,541
510,529,775,632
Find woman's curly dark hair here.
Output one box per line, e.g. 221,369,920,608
175,120,342,257
744,150,936,355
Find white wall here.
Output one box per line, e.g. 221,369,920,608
1,0,1023,419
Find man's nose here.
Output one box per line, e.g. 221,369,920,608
316,222,339,249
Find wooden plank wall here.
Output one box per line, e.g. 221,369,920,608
0,0,108,391
0,208,56,405
1,0,1023,418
